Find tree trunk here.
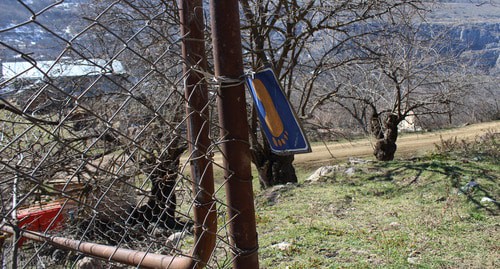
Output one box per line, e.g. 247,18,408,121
127,145,187,230
255,151,297,189
373,114,399,161
250,109,297,189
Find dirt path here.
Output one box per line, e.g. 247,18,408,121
294,121,500,167
183,121,499,170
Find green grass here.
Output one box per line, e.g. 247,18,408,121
256,135,499,268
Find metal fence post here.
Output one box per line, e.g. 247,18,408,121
0,232,5,268
179,0,217,267
10,159,22,269
209,1,260,269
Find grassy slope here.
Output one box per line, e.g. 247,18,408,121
256,132,499,268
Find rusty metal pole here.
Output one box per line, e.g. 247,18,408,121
179,0,217,268
10,162,20,269
209,1,259,268
0,232,4,268
0,225,193,269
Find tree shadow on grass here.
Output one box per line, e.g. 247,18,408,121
364,159,499,215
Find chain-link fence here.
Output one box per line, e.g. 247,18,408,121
1,1,256,268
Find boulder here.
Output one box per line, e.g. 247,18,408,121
305,165,339,183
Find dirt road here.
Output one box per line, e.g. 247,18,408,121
184,121,498,169
294,121,500,167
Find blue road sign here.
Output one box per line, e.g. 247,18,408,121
245,68,311,155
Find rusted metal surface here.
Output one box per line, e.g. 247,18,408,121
210,0,260,268
180,0,217,268
0,225,194,269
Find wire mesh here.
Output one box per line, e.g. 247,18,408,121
1,1,240,268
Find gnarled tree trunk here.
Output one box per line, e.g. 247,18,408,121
253,150,297,189
250,111,297,189
372,113,400,161
127,144,187,230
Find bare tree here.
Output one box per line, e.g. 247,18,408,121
240,0,428,186
330,4,474,161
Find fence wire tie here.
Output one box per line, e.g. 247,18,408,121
245,70,256,80
193,200,216,208
230,244,259,257
213,75,245,87
224,175,254,184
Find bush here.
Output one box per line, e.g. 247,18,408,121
434,129,499,162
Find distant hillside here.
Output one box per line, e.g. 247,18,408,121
1,0,499,71
0,0,86,61
431,1,500,23
427,2,500,73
